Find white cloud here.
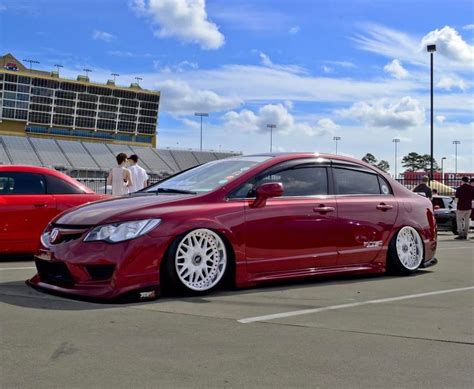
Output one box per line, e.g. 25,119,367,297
157,60,199,73
107,50,134,57
437,75,467,91
156,79,242,115
436,115,446,123
0,4,6,12
130,0,224,50
323,60,356,68
93,30,116,42
322,65,333,73
222,103,337,136
384,59,408,79
340,96,425,130
289,25,300,34
463,24,474,31
259,52,306,74
421,26,474,63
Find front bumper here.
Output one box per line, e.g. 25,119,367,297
27,234,173,302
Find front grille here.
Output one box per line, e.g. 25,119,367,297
35,258,74,285
86,265,115,281
49,225,90,246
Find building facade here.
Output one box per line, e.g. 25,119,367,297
0,54,160,147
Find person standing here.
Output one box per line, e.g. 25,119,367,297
454,176,472,240
413,176,432,199
107,153,132,196
127,154,149,193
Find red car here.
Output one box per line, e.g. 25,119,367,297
0,165,107,256
28,153,437,301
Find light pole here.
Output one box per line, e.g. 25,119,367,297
111,73,120,83
195,112,209,151
392,138,400,178
453,140,460,175
441,156,446,184
83,68,92,78
427,44,436,182
23,59,40,72
267,124,276,152
54,64,63,76
135,77,142,85
333,136,341,155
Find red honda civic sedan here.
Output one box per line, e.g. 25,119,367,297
28,153,437,301
0,165,107,256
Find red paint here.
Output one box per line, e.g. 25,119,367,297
27,153,437,300
0,165,107,255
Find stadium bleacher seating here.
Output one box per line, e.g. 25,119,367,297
0,134,239,175
0,137,12,165
169,149,200,170
82,142,117,170
56,139,100,170
29,137,72,169
1,135,42,166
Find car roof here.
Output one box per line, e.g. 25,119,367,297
0,165,95,193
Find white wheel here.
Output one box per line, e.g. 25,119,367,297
174,229,227,292
394,226,423,271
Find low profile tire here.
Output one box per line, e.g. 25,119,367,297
387,226,424,275
163,229,228,295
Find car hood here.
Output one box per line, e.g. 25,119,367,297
54,193,194,226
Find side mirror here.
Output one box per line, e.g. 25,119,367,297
250,182,284,208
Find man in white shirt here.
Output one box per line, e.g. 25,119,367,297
127,154,149,193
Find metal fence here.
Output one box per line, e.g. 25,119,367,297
396,178,464,196
78,176,465,196
77,177,163,194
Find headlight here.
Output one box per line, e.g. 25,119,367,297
84,219,161,243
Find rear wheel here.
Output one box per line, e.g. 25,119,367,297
164,229,228,294
388,226,424,275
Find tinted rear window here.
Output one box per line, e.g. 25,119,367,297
334,168,382,195
0,172,46,194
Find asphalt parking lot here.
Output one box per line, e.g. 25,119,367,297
1,233,473,388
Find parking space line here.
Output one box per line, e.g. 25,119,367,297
0,267,36,271
238,286,474,324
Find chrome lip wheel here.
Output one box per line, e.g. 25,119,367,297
175,229,227,291
396,226,423,270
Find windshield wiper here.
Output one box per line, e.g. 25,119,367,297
153,187,197,195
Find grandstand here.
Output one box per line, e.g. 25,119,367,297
0,134,239,178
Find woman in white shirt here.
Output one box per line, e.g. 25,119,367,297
107,153,132,196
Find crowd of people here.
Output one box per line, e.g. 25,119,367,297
413,176,474,240
107,153,149,196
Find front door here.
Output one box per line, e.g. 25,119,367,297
0,172,56,254
238,162,339,274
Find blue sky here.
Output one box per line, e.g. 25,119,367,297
1,0,473,173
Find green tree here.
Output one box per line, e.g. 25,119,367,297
402,152,439,172
376,160,390,172
362,153,377,165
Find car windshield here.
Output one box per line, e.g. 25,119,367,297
144,156,272,194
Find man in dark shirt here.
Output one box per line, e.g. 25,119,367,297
413,176,432,199
454,176,472,240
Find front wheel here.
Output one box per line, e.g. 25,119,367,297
164,229,228,294
387,226,424,275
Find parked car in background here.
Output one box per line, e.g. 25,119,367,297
432,195,457,234
29,153,437,302
432,195,474,234
0,165,108,256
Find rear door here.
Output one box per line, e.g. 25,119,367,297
332,164,398,266
0,172,56,254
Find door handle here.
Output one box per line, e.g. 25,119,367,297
313,205,335,214
376,203,393,211
34,203,47,208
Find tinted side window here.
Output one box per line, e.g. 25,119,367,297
432,198,444,208
334,168,381,195
46,175,85,194
232,166,328,198
0,172,46,194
